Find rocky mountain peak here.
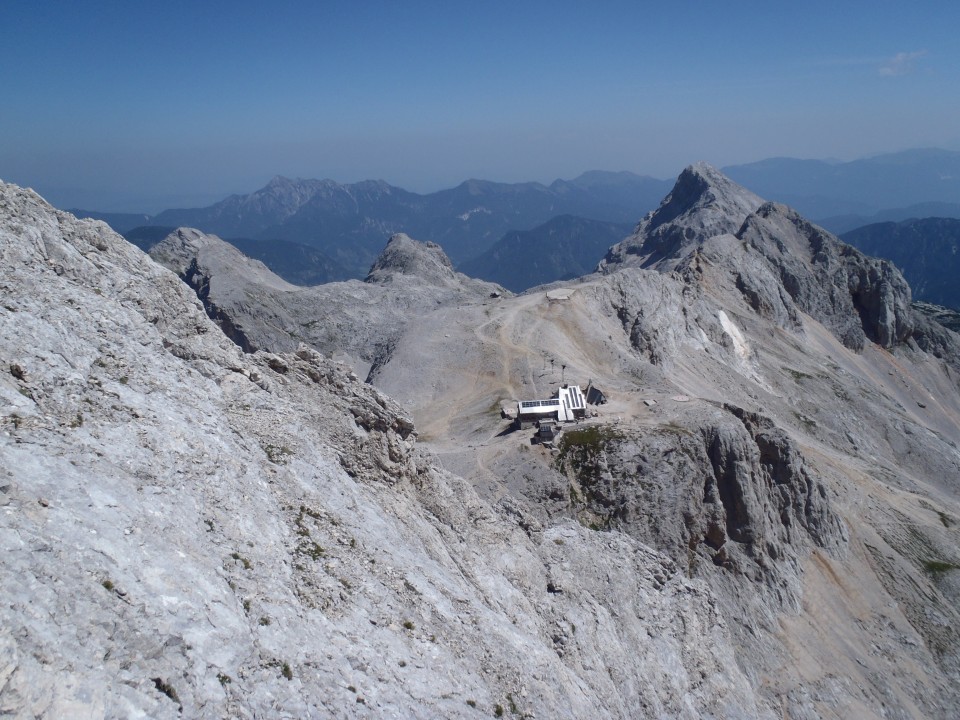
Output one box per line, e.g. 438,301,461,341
364,232,457,286
264,174,294,189
599,162,763,271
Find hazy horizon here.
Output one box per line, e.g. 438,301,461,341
4,1,959,212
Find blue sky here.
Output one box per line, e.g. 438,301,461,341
2,0,959,211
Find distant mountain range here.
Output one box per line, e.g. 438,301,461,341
68,148,960,287
459,215,633,292
66,209,153,234
841,217,960,310
722,148,960,222
129,172,671,277
812,202,960,235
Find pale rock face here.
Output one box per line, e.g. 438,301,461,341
735,202,913,350
5,160,960,720
602,163,918,353
1,182,774,718
365,232,457,286
147,228,503,377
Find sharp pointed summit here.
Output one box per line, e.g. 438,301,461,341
599,162,763,271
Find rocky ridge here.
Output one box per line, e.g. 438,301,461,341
601,164,926,354
1,181,776,718
147,228,504,377
599,162,764,271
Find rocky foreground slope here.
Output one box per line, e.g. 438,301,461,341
1,183,780,718
3,162,960,719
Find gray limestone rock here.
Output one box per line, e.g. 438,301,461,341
1,181,777,719
365,232,458,286
148,228,504,378
6,166,960,720
736,202,913,350
598,162,763,271
603,164,916,353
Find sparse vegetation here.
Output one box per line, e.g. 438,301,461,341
264,443,293,464
402,620,415,630
301,541,325,560
281,662,293,680
792,411,817,430
556,426,624,532
494,704,504,717
217,672,232,686
555,425,622,482
467,699,477,708
230,552,252,570
259,616,271,626
661,420,693,437
101,579,114,591
924,560,959,575
783,367,814,381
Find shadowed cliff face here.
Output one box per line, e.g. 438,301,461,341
554,402,845,592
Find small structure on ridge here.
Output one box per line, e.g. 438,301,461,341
515,384,587,430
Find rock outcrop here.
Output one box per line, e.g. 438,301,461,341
734,202,913,350
148,228,504,377
365,233,458,286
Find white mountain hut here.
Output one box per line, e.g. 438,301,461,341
515,384,587,429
